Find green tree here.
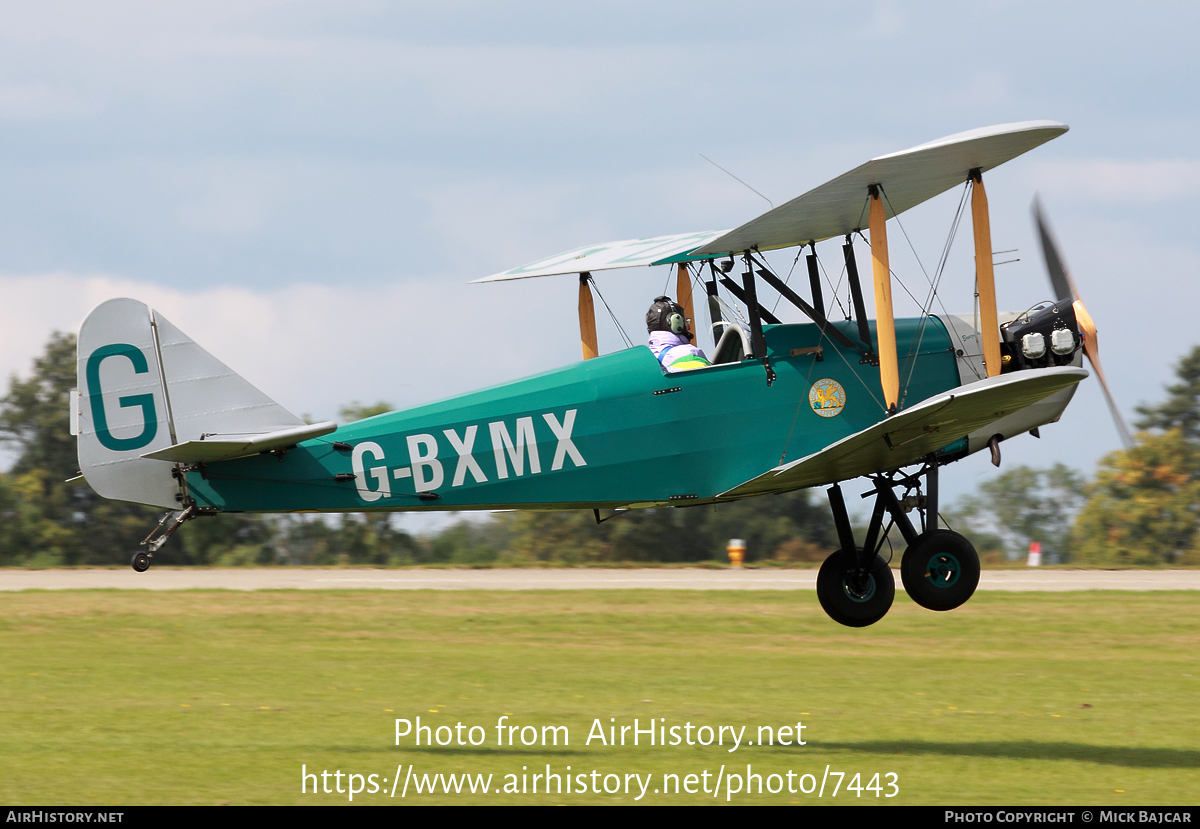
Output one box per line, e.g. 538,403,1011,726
0,332,168,565
492,490,834,564
0,332,280,566
950,463,1086,562
1134,346,1200,440
428,519,508,565
1070,343,1200,566
1072,429,1200,565
339,401,395,422
0,332,80,479
276,398,423,565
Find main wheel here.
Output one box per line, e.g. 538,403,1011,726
900,530,980,611
131,551,151,573
816,548,895,627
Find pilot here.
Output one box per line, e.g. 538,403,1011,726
646,295,711,372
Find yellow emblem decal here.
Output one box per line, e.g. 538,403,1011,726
809,378,846,418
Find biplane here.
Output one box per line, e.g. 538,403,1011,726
72,120,1119,627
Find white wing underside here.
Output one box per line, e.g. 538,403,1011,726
475,120,1067,282
471,229,729,283
719,366,1088,499
693,120,1067,256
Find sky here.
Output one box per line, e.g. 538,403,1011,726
1,0,1198,518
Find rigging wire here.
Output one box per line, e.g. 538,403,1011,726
876,187,950,406
588,274,634,349
690,268,716,349
857,182,981,409
816,252,850,320
770,247,805,316
851,226,948,409
752,255,888,419
915,182,984,383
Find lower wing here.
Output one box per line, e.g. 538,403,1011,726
720,366,1088,498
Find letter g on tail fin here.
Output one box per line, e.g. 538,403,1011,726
76,298,308,509
77,299,178,507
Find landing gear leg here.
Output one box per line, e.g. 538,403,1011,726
899,458,980,611
131,506,196,572
817,458,981,624
817,485,896,627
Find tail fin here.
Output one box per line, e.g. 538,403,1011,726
76,298,330,508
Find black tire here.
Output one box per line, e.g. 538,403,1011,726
816,548,895,628
900,530,980,611
131,552,151,573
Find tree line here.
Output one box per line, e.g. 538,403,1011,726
2,332,1198,567
949,348,1200,566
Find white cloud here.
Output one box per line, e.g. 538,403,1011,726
0,271,574,424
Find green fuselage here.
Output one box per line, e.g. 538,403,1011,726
186,318,962,514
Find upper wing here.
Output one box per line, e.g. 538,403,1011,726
471,229,729,283
692,121,1068,257
719,366,1088,498
474,121,1067,282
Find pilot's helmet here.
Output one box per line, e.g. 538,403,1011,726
646,296,692,340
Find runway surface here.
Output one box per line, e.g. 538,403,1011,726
2,568,1198,591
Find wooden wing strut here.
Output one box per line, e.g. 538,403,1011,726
971,170,1001,377
676,263,695,340
579,272,598,361
868,186,899,414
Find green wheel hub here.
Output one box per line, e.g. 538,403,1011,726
842,573,877,603
925,552,961,588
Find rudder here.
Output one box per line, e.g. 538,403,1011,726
75,298,315,509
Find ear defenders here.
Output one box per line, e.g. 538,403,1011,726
646,296,693,339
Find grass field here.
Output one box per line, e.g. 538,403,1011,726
1,588,1198,805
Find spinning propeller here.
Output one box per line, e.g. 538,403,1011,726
1032,196,1134,448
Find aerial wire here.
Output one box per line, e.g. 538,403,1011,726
699,154,774,208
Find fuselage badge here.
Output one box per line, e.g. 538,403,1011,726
809,378,846,418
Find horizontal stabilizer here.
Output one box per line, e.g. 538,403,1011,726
693,120,1068,257
141,421,337,464
720,366,1088,498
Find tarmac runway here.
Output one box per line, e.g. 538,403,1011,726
2,568,1199,591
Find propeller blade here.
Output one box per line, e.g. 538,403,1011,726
1089,349,1134,449
1032,195,1078,303
1033,196,1134,449
1076,304,1134,449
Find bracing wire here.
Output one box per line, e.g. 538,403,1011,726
753,255,888,417
892,181,980,393
816,253,850,320
589,274,634,349
864,183,979,408
873,188,942,405
770,248,805,316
